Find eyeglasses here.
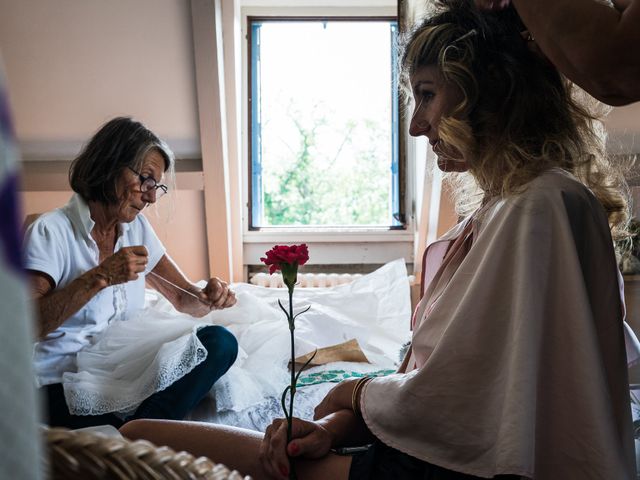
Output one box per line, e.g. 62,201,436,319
128,167,168,198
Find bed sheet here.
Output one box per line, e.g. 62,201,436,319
187,364,397,431
177,259,413,431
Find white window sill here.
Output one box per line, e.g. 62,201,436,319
243,228,415,265
243,227,414,243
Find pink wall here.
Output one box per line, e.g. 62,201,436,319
20,189,209,282
0,0,199,149
4,0,212,281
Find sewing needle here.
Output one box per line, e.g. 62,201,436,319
148,271,209,304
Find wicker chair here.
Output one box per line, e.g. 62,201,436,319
44,427,252,480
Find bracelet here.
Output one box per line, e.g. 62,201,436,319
351,376,372,417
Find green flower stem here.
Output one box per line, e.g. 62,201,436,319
287,286,296,480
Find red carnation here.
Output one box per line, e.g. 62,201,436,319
260,244,309,275
260,244,312,478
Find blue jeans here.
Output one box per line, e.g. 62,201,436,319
43,325,238,429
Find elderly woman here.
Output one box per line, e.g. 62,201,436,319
119,1,635,479
24,117,238,429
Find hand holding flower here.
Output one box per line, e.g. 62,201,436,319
260,244,312,479
259,417,333,479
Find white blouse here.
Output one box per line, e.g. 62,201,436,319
24,193,165,387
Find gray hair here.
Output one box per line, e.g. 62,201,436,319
69,117,175,204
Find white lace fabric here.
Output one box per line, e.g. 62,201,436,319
110,283,128,324
62,259,413,419
63,308,209,416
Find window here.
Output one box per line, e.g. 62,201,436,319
248,17,401,230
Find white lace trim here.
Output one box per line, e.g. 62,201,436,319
110,284,127,324
62,326,208,416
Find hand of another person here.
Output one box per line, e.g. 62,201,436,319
313,379,357,420
475,0,511,10
259,417,332,479
95,245,148,287
199,277,237,311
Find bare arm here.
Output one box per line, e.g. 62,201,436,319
30,245,149,339
120,418,353,480
146,254,236,317
480,0,640,106
30,269,107,339
260,412,373,479
316,409,374,447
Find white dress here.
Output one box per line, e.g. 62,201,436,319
61,303,210,417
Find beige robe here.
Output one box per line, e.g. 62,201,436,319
361,169,635,479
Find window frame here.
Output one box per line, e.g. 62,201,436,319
243,8,411,236
247,15,402,231
241,4,415,266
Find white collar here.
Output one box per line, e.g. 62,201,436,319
64,193,130,243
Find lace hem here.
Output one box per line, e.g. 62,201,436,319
62,326,208,416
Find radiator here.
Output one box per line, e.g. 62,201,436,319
249,272,364,288
250,272,417,288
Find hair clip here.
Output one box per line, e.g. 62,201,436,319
454,28,478,43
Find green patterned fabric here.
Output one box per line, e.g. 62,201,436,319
297,369,396,387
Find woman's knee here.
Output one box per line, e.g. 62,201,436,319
120,419,187,448
120,418,153,440
196,325,238,368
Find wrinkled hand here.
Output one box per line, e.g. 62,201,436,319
199,277,236,310
475,0,511,10
259,417,332,479
94,246,148,287
313,379,357,420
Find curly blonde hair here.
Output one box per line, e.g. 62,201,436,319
400,0,629,239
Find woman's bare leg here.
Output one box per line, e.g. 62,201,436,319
120,419,352,480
